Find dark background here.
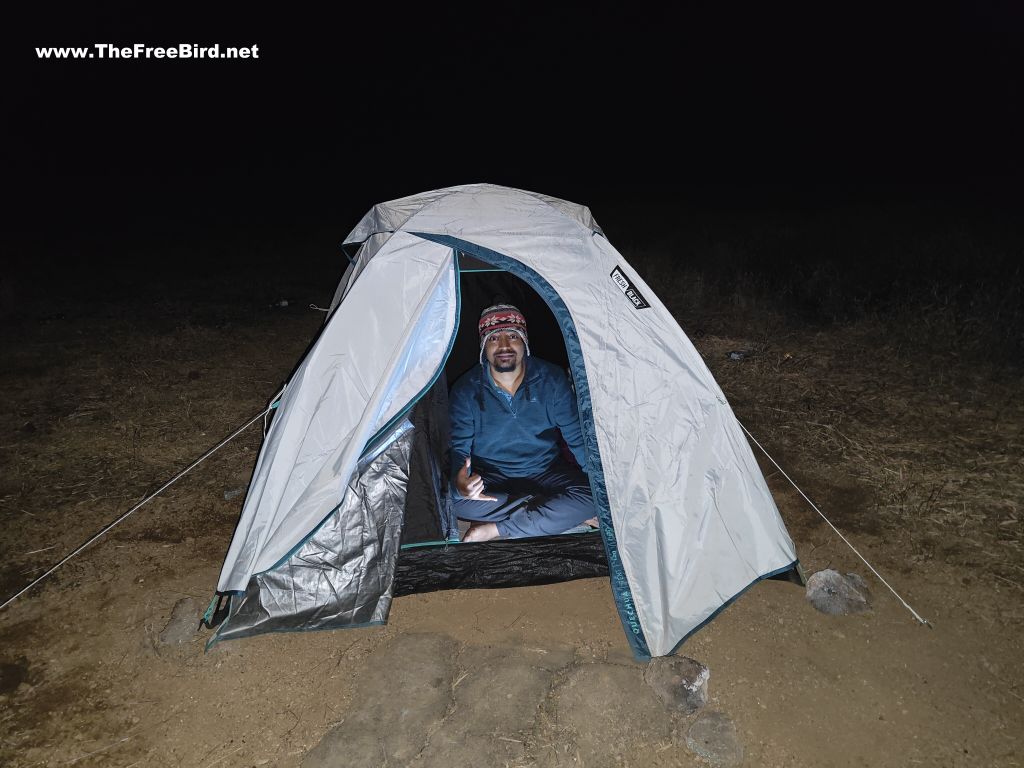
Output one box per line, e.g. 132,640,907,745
6,3,1023,341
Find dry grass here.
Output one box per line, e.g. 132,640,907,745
683,317,1024,591
0,291,326,598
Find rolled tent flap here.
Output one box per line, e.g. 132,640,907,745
212,420,417,641
217,234,457,593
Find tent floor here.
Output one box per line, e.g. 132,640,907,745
393,531,609,596
393,530,805,599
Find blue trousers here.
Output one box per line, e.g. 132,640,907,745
451,460,596,539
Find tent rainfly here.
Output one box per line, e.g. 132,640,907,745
210,183,802,659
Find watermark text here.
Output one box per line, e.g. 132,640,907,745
35,44,260,60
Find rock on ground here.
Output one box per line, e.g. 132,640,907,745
643,655,709,714
542,662,675,767
686,711,744,766
302,633,458,768
157,597,202,647
302,634,708,768
806,569,872,615
414,644,571,767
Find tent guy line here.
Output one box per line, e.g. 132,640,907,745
0,406,273,612
0,392,927,628
737,419,932,627
0,399,929,626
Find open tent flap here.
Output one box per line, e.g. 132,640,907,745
217,234,458,593
213,417,418,641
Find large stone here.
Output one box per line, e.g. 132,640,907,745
157,597,201,647
446,645,563,733
549,662,673,767
413,645,565,768
302,633,458,768
643,655,709,714
685,711,744,766
806,569,872,615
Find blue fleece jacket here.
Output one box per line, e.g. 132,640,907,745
449,357,586,479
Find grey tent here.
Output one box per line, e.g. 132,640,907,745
211,183,801,658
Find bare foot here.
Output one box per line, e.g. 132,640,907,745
462,522,501,542
584,518,599,528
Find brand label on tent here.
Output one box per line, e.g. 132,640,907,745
610,267,650,310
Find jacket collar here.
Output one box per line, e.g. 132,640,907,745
482,359,540,395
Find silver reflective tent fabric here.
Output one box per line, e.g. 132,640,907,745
215,183,799,657
217,233,457,590
215,422,415,641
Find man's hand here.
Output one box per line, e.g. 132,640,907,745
456,456,497,501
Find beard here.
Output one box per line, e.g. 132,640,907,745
490,351,521,373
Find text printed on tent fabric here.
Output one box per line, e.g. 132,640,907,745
610,267,650,310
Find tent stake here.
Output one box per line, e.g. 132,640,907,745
737,419,932,627
0,406,272,612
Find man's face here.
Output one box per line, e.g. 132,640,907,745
485,331,526,373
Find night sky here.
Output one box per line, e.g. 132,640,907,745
8,4,1022,279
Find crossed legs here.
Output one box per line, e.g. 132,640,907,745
452,460,596,540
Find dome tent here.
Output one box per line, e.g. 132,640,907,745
211,183,801,658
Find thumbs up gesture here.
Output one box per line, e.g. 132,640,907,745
456,456,497,501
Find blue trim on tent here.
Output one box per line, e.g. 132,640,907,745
399,539,451,550
662,560,803,658
411,232,652,660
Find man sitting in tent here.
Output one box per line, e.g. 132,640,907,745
450,304,597,542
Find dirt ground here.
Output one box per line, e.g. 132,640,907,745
1,265,1022,767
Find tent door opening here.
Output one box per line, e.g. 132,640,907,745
392,250,609,595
